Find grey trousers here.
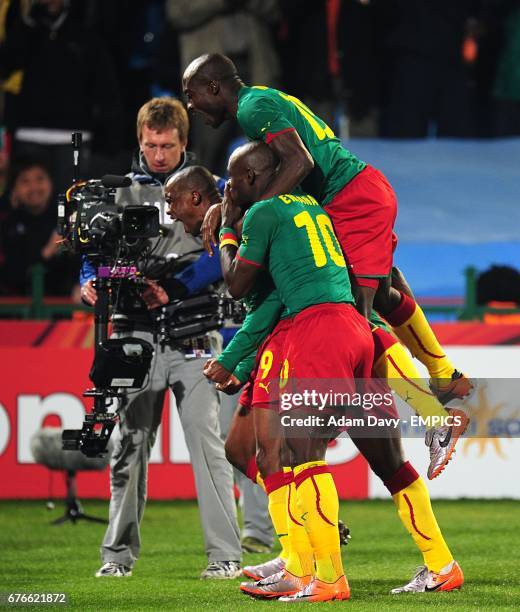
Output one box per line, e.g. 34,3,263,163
101,331,241,567
218,392,273,547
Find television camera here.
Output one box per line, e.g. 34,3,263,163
58,133,245,458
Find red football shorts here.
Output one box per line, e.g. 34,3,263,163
281,304,401,429
282,302,374,386
325,165,398,283
238,317,293,410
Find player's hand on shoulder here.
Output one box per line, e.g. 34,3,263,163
80,280,97,306
202,202,222,255
203,358,232,384
142,279,169,309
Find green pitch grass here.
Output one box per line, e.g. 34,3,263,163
0,499,518,611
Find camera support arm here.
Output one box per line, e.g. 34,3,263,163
93,276,110,348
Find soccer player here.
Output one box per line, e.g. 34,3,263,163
212,141,464,601
182,53,472,471
158,163,464,598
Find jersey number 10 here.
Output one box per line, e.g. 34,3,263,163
294,211,346,269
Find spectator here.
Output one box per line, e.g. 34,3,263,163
0,0,122,193
377,0,479,138
493,0,520,135
0,157,79,296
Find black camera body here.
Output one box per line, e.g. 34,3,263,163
58,175,160,261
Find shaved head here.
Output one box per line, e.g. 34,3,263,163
165,166,220,235
229,141,279,176
183,54,238,86
227,142,279,208
166,165,218,197
182,54,243,128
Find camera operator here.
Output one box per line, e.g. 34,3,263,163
80,98,241,579
145,165,274,555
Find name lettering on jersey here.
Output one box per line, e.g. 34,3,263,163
278,194,319,207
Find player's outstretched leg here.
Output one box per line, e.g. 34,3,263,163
350,433,463,594
385,462,464,594
372,326,470,479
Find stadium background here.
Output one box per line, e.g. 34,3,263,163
0,1,519,608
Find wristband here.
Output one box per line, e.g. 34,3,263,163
219,226,236,239
219,227,239,249
220,237,239,248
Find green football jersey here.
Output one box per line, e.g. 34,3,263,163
217,272,285,378
239,191,354,317
237,86,366,205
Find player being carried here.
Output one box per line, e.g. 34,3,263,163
182,52,471,480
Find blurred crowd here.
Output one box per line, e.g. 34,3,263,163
0,0,519,299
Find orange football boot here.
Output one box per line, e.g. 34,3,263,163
279,575,351,602
426,408,470,479
391,561,464,594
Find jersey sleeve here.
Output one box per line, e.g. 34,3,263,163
239,93,295,143
232,352,257,384
237,203,277,267
217,286,284,375
172,244,222,295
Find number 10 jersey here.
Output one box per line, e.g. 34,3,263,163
238,192,355,318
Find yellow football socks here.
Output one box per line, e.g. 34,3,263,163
385,462,453,573
293,461,344,584
285,479,315,578
372,327,448,420
264,470,292,561
385,292,455,382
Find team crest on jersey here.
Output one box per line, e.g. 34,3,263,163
241,233,249,245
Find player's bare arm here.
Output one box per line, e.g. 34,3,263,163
260,129,314,200
219,183,260,298
201,198,246,255
201,132,313,253
202,202,224,254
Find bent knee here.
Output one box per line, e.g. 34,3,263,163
256,442,281,478
224,439,248,475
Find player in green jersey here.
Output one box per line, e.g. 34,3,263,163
158,159,464,600
182,53,472,479
214,141,463,601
